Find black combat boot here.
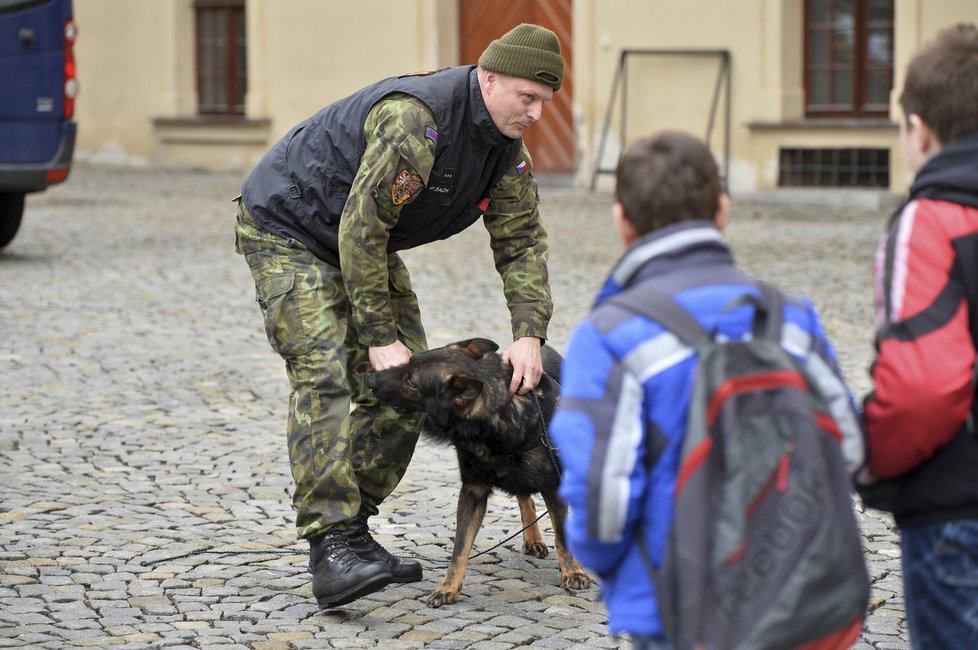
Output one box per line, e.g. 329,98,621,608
344,515,423,583
308,529,393,608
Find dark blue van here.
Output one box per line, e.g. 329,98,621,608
0,0,77,249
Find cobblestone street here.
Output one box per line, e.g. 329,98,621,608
1,165,908,649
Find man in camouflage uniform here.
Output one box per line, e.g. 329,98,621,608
233,23,564,608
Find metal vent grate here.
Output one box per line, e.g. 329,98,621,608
778,148,889,188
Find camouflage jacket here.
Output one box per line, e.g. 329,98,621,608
242,67,552,348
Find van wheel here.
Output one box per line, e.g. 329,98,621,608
0,192,26,249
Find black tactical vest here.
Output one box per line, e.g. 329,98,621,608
241,66,522,268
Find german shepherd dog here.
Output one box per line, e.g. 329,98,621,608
366,338,592,606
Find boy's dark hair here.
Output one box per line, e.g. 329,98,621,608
614,131,722,235
899,22,978,145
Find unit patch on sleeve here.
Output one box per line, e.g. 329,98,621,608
391,169,425,205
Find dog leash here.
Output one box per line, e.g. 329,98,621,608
531,377,563,477
144,378,563,568
140,510,550,567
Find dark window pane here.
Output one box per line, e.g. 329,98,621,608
834,28,854,63
833,70,852,104
867,69,891,104
869,0,892,23
200,9,212,36
202,74,214,108
809,70,829,104
201,46,213,90
809,0,829,24
237,44,246,67
811,30,830,65
833,0,854,28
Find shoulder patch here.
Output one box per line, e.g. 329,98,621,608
424,127,438,145
516,160,528,175
392,169,424,205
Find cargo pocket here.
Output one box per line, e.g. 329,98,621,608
257,271,295,310
256,271,297,356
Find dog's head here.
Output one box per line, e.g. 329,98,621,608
365,338,500,428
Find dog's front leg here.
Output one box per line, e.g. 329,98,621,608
429,482,490,607
540,490,592,591
516,495,548,558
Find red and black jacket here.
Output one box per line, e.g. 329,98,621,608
864,131,978,526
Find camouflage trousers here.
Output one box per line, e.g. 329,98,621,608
234,202,427,539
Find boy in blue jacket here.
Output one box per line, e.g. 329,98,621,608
549,131,864,649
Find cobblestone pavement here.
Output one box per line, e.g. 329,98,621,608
1,165,908,649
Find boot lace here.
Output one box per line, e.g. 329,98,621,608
309,531,360,571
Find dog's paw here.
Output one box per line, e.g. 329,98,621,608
522,541,549,558
427,589,458,608
562,571,593,591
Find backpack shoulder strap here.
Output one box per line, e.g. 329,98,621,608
604,289,709,347
755,281,785,343
603,288,705,480
608,283,787,347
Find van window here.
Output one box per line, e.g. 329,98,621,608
0,0,54,13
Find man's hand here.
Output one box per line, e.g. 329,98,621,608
502,337,543,395
369,340,413,371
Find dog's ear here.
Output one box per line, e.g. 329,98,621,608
454,338,499,359
449,373,484,406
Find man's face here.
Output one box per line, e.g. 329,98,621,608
482,72,554,139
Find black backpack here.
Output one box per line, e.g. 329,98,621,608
609,283,869,650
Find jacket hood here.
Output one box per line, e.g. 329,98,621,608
593,220,727,306
910,131,978,201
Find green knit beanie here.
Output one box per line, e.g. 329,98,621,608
478,23,564,91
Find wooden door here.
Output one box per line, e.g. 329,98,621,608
459,0,574,177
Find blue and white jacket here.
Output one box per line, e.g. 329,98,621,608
550,220,863,638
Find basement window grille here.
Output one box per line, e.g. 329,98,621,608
778,147,889,188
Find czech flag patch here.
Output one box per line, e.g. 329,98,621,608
516,160,527,175
425,127,438,145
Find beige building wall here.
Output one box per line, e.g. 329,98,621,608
72,0,978,195
242,0,458,144
575,0,773,191
71,0,177,166
574,0,978,195
73,0,458,170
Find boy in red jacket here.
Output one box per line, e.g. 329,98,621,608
861,23,978,650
